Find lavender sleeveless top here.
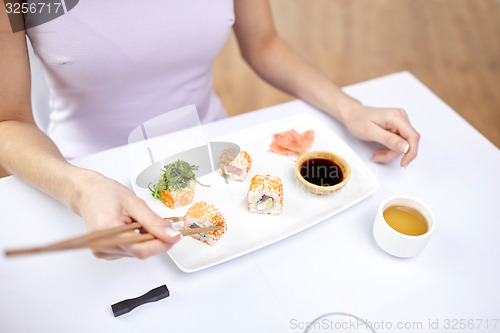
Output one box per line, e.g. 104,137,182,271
26,0,234,159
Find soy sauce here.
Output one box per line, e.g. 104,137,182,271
300,158,343,186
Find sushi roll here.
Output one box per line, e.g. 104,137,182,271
184,201,227,245
160,180,195,209
149,160,208,209
248,174,283,215
217,149,252,181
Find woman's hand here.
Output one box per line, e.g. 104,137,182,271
232,0,420,168
344,104,420,168
74,171,181,260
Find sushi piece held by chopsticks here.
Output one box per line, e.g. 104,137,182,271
184,201,227,245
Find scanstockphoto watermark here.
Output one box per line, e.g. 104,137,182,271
290,313,376,332
291,318,423,331
3,0,79,32
290,318,376,331
290,316,500,331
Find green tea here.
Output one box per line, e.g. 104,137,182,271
383,205,428,236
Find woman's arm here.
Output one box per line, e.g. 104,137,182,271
233,0,420,167
0,7,180,259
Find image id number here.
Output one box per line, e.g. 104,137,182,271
5,2,62,14
443,318,499,330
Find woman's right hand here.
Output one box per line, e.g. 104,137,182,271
74,171,181,260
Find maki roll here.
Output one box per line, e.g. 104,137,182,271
160,180,195,209
149,160,208,209
184,201,227,245
248,174,283,215
217,149,252,181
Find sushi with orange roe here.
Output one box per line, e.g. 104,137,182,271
248,174,283,215
149,160,208,209
217,149,252,181
160,181,195,208
184,201,227,245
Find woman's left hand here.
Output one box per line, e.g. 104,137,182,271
231,0,420,168
344,104,420,168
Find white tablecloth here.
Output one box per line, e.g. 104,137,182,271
1,72,499,333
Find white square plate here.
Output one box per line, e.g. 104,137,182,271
131,114,379,272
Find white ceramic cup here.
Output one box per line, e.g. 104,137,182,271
373,195,435,258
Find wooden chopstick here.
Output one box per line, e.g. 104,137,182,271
38,222,144,251
71,225,224,250
17,217,183,252
4,218,223,257
25,217,185,252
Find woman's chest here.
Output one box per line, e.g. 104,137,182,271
26,0,235,88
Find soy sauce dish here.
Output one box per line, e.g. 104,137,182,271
295,150,351,195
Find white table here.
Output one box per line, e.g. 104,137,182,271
1,72,499,333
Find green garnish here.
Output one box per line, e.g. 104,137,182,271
149,160,209,199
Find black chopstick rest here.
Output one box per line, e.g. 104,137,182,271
111,285,169,317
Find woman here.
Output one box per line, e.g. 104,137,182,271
0,0,419,259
